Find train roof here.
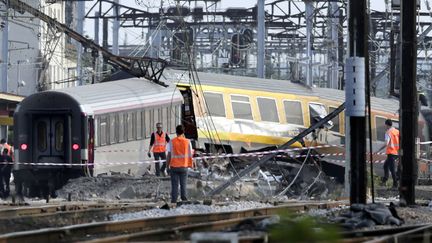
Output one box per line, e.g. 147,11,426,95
163,69,399,114
55,77,183,115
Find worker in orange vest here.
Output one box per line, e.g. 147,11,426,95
148,123,170,177
0,139,13,160
377,119,400,188
166,125,194,204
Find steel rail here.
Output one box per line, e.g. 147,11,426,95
0,201,345,243
84,215,271,242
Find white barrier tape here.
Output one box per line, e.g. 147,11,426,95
324,159,386,164
95,149,143,153
95,144,345,154
418,141,432,145
9,142,431,167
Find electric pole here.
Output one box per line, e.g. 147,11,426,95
1,0,8,93
257,0,265,78
346,0,368,204
400,0,418,206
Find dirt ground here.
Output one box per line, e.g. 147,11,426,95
56,174,275,202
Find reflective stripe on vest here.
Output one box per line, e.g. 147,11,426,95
386,127,400,155
170,137,192,168
153,132,167,153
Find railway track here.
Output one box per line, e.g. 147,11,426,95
0,201,345,243
0,201,157,234
341,224,432,243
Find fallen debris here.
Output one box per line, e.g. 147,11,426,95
331,203,404,230
56,175,170,200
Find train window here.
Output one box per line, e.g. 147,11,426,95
150,108,159,127
119,113,125,142
109,114,117,144
283,100,304,125
141,110,147,138
203,92,226,117
127,112,134,141
145,109,151,138
162,107,169,133
37,121,47,152
137,111,143,139
55,122,64,152
257,97,279,123
329,106,340,132
171,105,179,133
231,95,253,120
99,117,107,146
375,117,387,141
170,105,177,133
156,108,162,124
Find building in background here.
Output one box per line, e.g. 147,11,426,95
0,0,80,139
0,0,79,97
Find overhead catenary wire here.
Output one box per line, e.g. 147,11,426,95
166,1,243,181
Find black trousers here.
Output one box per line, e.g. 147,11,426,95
170,167,188,203
2,166,11,194
153,152,167,176
383,154,398,186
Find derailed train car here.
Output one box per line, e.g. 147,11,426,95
14,78,182,194
167,70,431,179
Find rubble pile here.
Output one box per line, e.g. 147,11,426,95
331,203,404,230
56,146,344,202
56,175,170,200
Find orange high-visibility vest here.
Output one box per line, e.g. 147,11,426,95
386,127,400,155
152,132,167,153
170,137,192,168
2,143,13,160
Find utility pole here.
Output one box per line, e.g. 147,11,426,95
112,0,120,55
400,0,418,206
389,28,396,96
102,18,108,73
346,0,367,204
1,0,8,93
94,11,100,83
76,1,85,86
330,2,339,89
305,0,314,86
338,8,344,88
257,0,265,78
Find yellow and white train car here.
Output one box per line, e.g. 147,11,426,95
171,71,400,150
167,70,430,176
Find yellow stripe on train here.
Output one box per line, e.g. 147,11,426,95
197,130,304,148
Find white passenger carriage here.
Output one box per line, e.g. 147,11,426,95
14,77,182,190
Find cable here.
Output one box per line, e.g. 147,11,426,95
276,146,313,197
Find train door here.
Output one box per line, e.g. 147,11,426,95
179,86,198,141
33,116,66,163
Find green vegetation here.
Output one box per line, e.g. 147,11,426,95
269,211,341,243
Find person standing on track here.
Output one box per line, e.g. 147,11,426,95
0,139,13,160
148,122,170,176
166,125,194,204
377,119,400,188
1,148,12,197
